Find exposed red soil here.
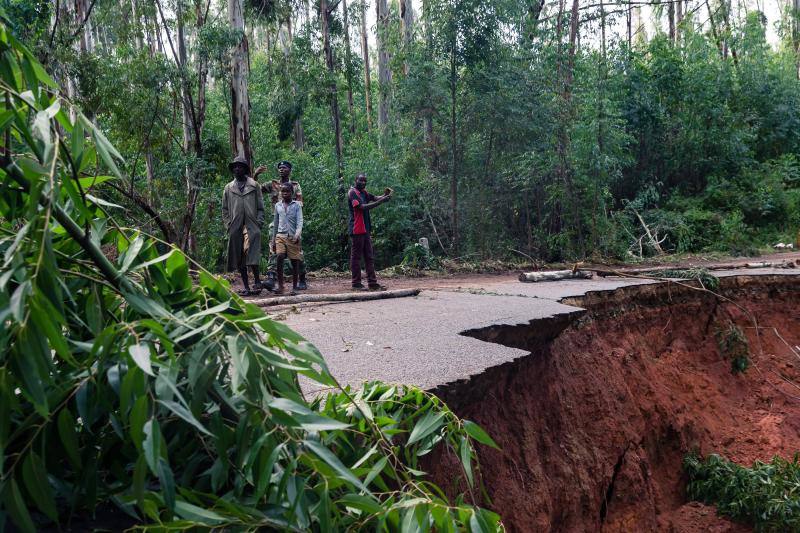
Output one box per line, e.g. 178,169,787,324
428,276,800,532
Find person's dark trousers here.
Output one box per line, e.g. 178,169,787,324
350,233,377,286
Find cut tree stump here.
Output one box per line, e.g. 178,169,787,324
250,288,421,307
519,270,593,282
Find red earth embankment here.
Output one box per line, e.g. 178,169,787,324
430,275,800,532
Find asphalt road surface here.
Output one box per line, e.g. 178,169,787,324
277,267,800,396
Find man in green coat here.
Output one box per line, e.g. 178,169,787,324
222,155,265,295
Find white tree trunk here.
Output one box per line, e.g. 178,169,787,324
376,0,391,129
399,0,413,75
519,270,593,282
229,0,252,165
361,0,373,131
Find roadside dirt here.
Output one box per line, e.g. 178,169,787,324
231,250,800,297
427,276,800,532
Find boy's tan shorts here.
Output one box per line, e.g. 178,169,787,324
274,234,302,260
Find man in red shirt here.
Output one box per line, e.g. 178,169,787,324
347,173,392,289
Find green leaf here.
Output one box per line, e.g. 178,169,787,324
157,399,212,436
304,439,371,494
269,397,351,431
83,115,123,179
463,420,500,450
22,452,58,521
123,289,172,319
120,235,144,273
460,436,473,487
128,343,154,376
143,419,162,474
130,395,148,451
77,174,115,190
339,493,383,515
9,279,30,322
2,478,36,533
157,458,176,512
407,410,445,446
85,193,123,209
364,456,389,487
57,409,82,469
174,500,226,525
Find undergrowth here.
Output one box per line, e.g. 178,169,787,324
715,323,751,373
651,268,721,290
684,453,800,532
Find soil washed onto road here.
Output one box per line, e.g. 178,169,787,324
427,275,800,532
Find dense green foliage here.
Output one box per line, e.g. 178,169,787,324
715,322,751,373
0,20,501,531
684,453,800,531
9,0,800,274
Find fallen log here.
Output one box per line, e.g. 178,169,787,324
743,261,796,269
519,270,593,282
594,260,797,277
250,288,421,307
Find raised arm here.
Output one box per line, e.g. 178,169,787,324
351,189,392,211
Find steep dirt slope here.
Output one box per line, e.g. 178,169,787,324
429,276,800,532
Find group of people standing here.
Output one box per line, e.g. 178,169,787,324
222,156,393,296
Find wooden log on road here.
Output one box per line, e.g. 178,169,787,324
250,288,421,307
594,260,797,277
519,270,593,282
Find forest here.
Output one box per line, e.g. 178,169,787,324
8,0,800,273
2,0,800,529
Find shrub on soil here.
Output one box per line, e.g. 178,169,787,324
684,453,800,532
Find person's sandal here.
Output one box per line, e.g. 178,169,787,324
237,288,253,296
368,283,385,291
351,283,365,290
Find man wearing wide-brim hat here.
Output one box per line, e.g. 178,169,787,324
222,155,265,295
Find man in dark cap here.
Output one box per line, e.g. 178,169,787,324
222,155,265,295
259,160,309,291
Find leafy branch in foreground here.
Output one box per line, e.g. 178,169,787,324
0,18,501,532
684,453,800,532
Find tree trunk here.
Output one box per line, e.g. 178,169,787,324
519,270,592,282
145,140,157,206
668,0,675,42
321,0,344,181
130,0,143,49
229,0,252,166
719,0,738,66
75,0,94,53
449,43,458,253
557,0,583,254
527,0,546,40
360,0,373,131
795,0,800,78
399,0,413,75
676,0,684,41
283,16,306,150
422,0,434,160
626,3,632,48
251,288,420,307
595,0,606,248
376,0,391,129
342,0,356,134
706,0,724,58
